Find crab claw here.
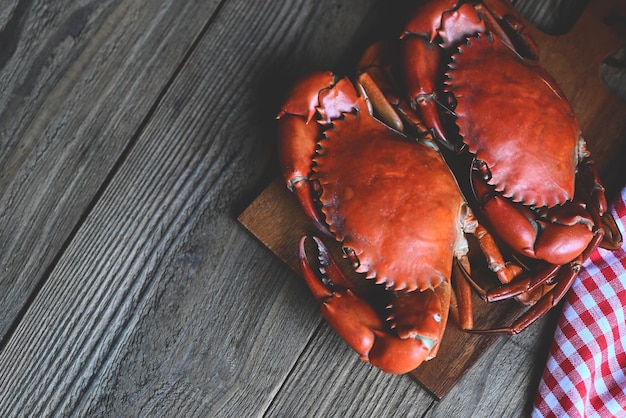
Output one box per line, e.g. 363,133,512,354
276,72,361,236
472,171,595,265
277,71,335,123
277,112,329,234
298,236,443,374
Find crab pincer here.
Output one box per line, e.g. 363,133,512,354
299,236,446,374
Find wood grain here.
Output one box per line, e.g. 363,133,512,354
0,0,221,340
0,0,623,416
238,0,626,400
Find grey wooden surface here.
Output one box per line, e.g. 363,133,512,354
0,1,622,416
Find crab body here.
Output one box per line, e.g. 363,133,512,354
314,104,464,291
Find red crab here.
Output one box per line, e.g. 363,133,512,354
274,0,623,374
398,0,622,332
276,71,520,373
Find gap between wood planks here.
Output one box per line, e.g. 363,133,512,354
0,0,229,354
261,320,326,417
259,319,441,417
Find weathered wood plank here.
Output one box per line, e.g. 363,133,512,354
265,313,556,417
0,0,221,340
0,0,623,416
266,323,438,416
426,315,558,417
0,0,389,415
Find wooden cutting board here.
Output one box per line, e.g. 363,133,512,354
239,1,626,399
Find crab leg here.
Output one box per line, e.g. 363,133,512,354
400,35,448,143
575,141,607,217
576,149,623,249
471,170,600,307
451,255,474,330
470,229,604,334
463,214,524,284
356,42,405,132
357,41,436,140
299,236,444,374
481,0,539,58
481,263,560,303
451,206,524,329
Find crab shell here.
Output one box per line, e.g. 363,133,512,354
445,33,579,208
311,103,466,292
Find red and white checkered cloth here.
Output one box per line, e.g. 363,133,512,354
533,187,626,418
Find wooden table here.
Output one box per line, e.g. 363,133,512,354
0,1,624,416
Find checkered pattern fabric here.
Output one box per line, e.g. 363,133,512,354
533,187,626,418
